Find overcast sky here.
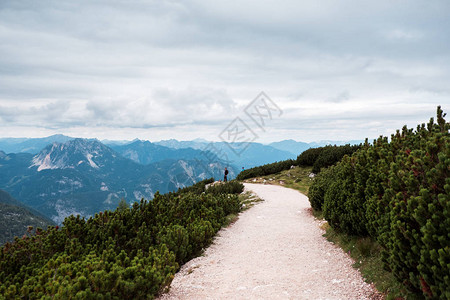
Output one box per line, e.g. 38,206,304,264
0,0,448,143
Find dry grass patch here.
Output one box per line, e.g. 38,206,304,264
243,166,313,195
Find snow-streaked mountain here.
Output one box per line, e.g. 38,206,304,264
0,135,365,224
1,139,235,224
30,139,120,172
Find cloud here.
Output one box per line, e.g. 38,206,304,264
0,0,449,142
386,29,424,42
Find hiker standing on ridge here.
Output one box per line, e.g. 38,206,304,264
224,167,229,182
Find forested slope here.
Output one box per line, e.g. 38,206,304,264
0,190,54,245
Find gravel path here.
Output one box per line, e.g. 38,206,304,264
159,183,380,299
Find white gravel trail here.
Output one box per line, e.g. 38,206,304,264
159,183,380,300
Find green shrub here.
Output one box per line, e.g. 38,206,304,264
322,155,368,236
311,144,361,173
174,178,214,195
308,165,336,211
0,183,241,299
310,106,449,298
236,159,295,180
296,147,324,166
296,144,361,173
205,180,244,196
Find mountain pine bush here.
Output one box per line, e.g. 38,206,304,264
205,181,244,196
309,106,449,298
296,147,324,166
308,165,336,211
296,144,361,173
0,180,243,299
322,154,369,236
174,178,214,195
236,159,295,180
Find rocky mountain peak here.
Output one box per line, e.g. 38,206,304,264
30,139,116,172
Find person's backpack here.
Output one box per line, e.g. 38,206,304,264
225,170,229,175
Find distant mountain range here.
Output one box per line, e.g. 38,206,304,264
0,135,363,158
0,135,363,224
109,140,212,165
0,134,73,154
154,138,364,168
268,139,311,155
155,139,295,169
0,189,54,245
0,139,232,223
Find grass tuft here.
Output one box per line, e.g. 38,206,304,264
239,191,264,211
221,191,264,228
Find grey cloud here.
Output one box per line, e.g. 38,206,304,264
0,0,449,141
0,105,16,122
0,100,72,125
328,91,350,103
81,88,237,128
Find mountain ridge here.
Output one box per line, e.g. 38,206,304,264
0,134,73,154
0,189,55,245
0,139,235,223
110,140,213,165
1,135,365,158
154,139,295,169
